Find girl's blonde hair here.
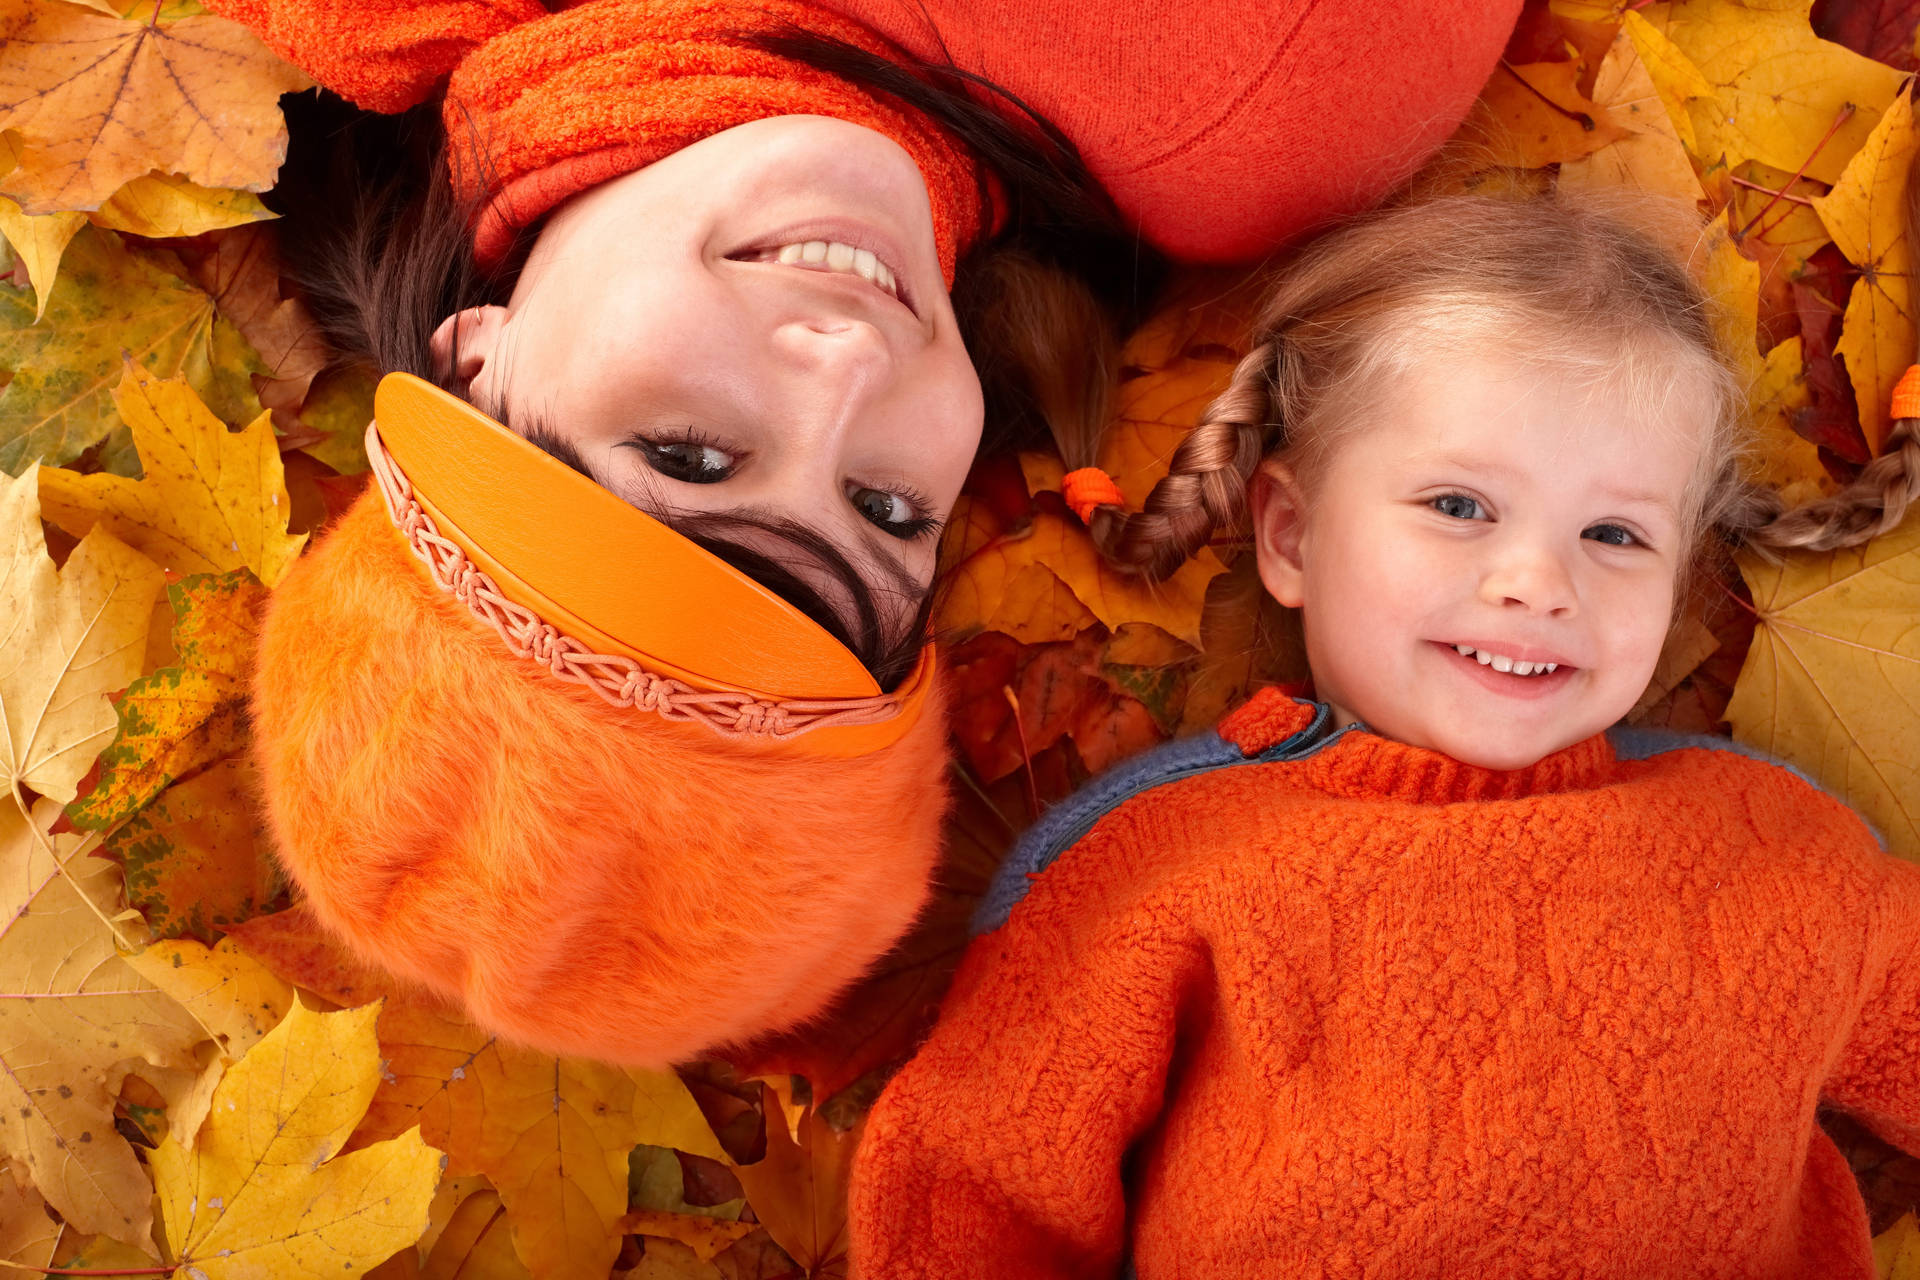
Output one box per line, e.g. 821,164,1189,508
1087,192,1920,581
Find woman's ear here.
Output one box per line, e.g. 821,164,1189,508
1250,457,1309,608
428,306,511,388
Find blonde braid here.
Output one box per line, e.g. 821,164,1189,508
1719,132,1920,557
1087,341,1277,581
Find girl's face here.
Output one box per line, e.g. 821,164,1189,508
1251,349,1714,772
435,114,983,614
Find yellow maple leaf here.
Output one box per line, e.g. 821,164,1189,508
0,0,309,214
91,172,275,239
348,994,726,1280
1453,59,1632,171
1812,86,1916,458
39,365,306,584
0,463,162,802
1726,510,1920,859
0,224,265,474
1559,23,1706,226
1879,1213,1920,1280
122,935,292,1064
1635,0,1905,186
152,1000,443,1279
0,199,83,323
0,797,205,1248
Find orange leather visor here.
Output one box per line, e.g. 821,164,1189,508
370,372,935,755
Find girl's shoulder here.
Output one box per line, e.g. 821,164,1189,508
972,697,1340,936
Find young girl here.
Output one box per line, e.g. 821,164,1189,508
848,192,1920,1276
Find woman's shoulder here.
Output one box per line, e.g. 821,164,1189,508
818,0,1521,262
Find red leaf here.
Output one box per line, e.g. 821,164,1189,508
1812,0,1920,71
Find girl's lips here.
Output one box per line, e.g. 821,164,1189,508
1433,640,1577,700
724,218,922,320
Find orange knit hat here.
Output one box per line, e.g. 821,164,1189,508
251,376,951,1065
203,0,987,277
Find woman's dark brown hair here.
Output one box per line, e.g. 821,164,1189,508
264,28,1164,690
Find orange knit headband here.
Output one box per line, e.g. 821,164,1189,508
205,0,988,277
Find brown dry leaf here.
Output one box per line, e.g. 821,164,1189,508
0,797,204,1248
938,508,1225,649
181,224,331,416
0,0,309,213
619,1210,757,1263
0,224,266,474
151,1000,444,1279
0,463,162,803
91,172,275,239
1635,0,1906,185
730,1090,862,1279
39,365,307,584
1454,58,1632,170
1812,84,1917,457
1700,213,1835,503
67,568,263,830
1726,510,1920,858
0,1162,61,1267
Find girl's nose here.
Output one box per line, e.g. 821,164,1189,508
1477,538,1578,617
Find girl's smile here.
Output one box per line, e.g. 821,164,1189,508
1251,344,1717,771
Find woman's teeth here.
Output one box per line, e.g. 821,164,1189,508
765,240,899,298
1452,644,1558,676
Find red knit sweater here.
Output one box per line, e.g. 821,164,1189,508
851,691,1919,1278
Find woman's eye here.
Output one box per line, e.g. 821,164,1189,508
850,485,935,540
1432,494,1483,520
642,439,735,484
1584,523,1639,547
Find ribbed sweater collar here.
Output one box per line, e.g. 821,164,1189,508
1222,690,1619,806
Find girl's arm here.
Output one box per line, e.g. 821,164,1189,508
1825,854,1920,1154
849,859,1205,1278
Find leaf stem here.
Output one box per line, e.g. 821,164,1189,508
1000,686,1042,823
1730,175,1817,209
1736,104,1854,242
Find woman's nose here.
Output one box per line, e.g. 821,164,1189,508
1477,536,1578,616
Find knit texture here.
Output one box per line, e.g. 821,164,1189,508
851,690,1920,1278
819,0,1522,262
202,0,986,276
250,489,951,1067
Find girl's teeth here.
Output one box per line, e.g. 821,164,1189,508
1450,644,1559,676
761,240,901,299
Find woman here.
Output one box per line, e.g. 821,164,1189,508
215,0,1520,1066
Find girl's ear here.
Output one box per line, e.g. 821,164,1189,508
428,306,511,387
1250,457,1309,608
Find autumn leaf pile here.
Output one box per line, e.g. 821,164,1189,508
0,0,1917,1274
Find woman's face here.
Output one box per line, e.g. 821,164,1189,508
436,114,984,616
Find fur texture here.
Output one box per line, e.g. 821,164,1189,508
251,490,950,1065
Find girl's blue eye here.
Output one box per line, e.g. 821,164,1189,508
1583,523,1638,547
1432,494,1482,520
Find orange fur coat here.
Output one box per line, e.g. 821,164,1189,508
251,491,949,1064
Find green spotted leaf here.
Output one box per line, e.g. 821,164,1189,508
67,568,264,831
103,756,285,942
0,224,264,475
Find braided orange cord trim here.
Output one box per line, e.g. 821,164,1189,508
1062,467,1124,525
365,423,906,739
1892,365,1920,421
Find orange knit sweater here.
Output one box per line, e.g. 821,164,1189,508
850,691,1920,1278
